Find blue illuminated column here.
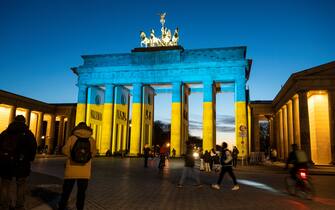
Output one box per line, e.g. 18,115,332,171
171,82,182,156
76,84,87,125
130,83,142,156
101,84,114,154
203,81,216,152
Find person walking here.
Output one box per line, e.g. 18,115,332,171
0,115,37,210
212,142,239,190
177,141,202,187
143,144,150,168
58,122,97,210
209,148,216,170
232,146,239,168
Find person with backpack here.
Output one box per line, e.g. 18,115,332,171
211,142,239,190
285,144,308,180
58,122,96,210
0,115,37,210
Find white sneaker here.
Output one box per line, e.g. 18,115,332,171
211,184,220,190
232,185,240,191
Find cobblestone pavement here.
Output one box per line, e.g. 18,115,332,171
30,157,335,210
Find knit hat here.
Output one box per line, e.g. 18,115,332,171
14,115,26,123
73,122,92,133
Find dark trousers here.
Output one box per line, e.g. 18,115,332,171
144,156,149,167
217,166,237,185
58,179,88,210
232,157,238,167
0,176,27,210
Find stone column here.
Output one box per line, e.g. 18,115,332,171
48,115,56,154
9,106,16,123
25,109,31,128
57,116,65,149
203,81,215,152
279,109,284,159
75,84,87,125
130,83,142,156
36,112,44,146
171,82,182,156
101,84,114,155
235,78,247,157
287,100,294,147
292,95,301,147
252,114,260,152
283,105,288,159
328,89,335,164
298,90,312,162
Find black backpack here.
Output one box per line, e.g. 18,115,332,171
70,137,92,164
0,132,23,162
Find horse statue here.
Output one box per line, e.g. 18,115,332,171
171,27,179,46
149,29,161,47
140,31,150,47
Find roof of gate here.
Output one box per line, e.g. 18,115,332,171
80,46,248,67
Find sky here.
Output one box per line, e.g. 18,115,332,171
1,0,334,145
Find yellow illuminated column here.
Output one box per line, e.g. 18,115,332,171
203,81,215,152
292,95,301,148
130,83,142,156
75,84,87,125
275,112,281,158
171,82,182,156
247,106,252,155
235,79,247,157
101,84,114,154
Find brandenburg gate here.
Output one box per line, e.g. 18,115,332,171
72,14,251,157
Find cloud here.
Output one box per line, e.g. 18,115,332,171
216,114,235,125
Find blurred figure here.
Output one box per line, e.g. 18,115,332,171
210,148,216,170
212,142,239,191
0,115,37,210
203,150,211,172
158,144,168,169
172,148,176,158
177,141,201,187
285,144,308,180
232,146,239,168
58,122,97,210
271,148,278,162
143,144,150,168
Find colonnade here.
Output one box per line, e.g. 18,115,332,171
0,104,71,154
75,80,248,157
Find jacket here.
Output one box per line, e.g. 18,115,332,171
0,121,37,178
62,126,97,179
220,149,233,167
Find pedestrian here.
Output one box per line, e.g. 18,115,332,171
172,148,176,158
177,141,202,187
143,144,150,168
158,144,167,169
271,148,278,162
212,142,239,190
58,122,97,210
0,115,37,210
203,150,211,172
210,148,216,170
232,146,239,168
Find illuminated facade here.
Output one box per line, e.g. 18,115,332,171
0,90,76,154
72,46,252,156
249,61,335,165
